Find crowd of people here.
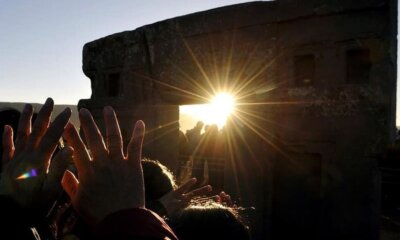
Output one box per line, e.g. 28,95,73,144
178,121,227,191
0,98,250,239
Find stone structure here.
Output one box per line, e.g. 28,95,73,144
79,0,397,239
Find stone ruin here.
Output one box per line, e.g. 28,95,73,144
79,0,397,239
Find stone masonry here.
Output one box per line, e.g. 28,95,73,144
79,0,397,239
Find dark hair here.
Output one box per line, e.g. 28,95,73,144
142,159,177,201
168,203,250,240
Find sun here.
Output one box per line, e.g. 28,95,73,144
180,93,236,131
207,93,235,127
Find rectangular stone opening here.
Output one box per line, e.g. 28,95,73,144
178,104,226,191
294,54,315,87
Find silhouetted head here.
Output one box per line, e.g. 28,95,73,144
196,121,204,129
142,159,177,201
168,203,250,240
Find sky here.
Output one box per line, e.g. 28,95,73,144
0,0,259,105
0,0,399,124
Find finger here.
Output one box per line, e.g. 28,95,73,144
173,178,197,195
2,125,15,166
104,106,123,160
79,108,107,160
213,195,221,203
15,104,33,152
219,191,233,206
225,195,233,206
47,146,74,189
38,107,71,160
127,120,145,166
185,185,212,200
61,170,79,200
126,120,146,208
63,123,91,183
220,191,226,199
26,98,54,150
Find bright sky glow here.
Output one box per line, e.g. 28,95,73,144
0,0,260,105
0,1,399,126
180,93,235,130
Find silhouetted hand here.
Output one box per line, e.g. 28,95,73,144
0,98,72,212
215,191,236,208
158,178,212,215
61,106,145,224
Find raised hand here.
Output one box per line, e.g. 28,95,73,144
158,178,212,215
215,191,236,208
62,106,145,224
0,98,72,213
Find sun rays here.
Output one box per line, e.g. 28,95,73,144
180,92,236,130
136,29,306,188
173,31,288,142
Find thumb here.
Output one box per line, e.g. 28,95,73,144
47,146,74,187
61,170,79,200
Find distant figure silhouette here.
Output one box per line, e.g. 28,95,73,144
186,121,204,155
192,124,219,187
177,130,190,178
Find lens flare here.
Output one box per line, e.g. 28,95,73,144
16,169,38,180
208,93,235,128
180,92,236,130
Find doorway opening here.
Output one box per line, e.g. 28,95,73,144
177,93,236,190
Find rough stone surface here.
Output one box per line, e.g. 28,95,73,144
79,0,397,239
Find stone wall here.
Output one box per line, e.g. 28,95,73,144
79,0,397,239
